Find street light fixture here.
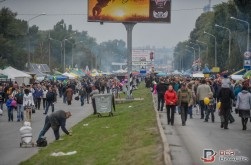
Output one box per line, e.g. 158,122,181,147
230,17,250,51
190,42,201,60
49,37,63,69
204,31,217,67
27,13,46,70
63,32,76,72
196,40,209,64
215,24,232,64
186,45,196,63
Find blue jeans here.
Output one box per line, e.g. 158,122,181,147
38,116,60,140
16,104,24,121
80,96,85,106
7,106,13,121
188,105,193,117
45,101,54,114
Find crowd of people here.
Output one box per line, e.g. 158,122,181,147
0,75,142,122
146,74,251,130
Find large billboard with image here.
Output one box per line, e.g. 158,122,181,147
88,0,171,23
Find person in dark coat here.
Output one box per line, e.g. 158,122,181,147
217,85,235,129
37,110,72,140
156,78,167,111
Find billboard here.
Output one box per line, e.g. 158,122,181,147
88,0,171,23
132,49,154,66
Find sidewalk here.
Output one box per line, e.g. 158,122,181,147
0,96,93,165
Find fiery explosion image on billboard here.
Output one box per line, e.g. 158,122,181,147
88,0,171,23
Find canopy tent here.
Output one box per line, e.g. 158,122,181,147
192,73,204,78
48,74,69,81
231,69,246,75
2,66,31,85
243,70,251,79
156,72,167,77
0,73,8,78
62,72,76,79
70,69,86,77
230,75,244,81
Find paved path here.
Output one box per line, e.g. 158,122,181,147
154,94,251,165
0,96,93,165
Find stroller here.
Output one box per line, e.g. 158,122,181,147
19,121,35,147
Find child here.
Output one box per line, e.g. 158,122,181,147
205,92,216,122
6,95,14,122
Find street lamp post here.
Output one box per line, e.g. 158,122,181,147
186,45,196,62
196,40,208,64
190,42,201,60
215,24,231,64
63,32,76,72
230,17,250,51
65,39,75,68
49,38,63,69
27,13,46,70
204,31,217,67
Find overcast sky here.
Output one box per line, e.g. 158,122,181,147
1,0,228,48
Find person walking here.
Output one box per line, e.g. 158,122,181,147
44,87,56,115
34,84,43,110
15,88,24,122
205,92,216,122
0,86,5,110
23,87,35,122
6,95,14,122
42,86,48,110
90,85,99,115
156,78,167,111
177,83,193,126
37,110,72,141
196,79,212,119
164,85,178,125
218,84,235,129
236,86,251,130
65,86,74,105
79,86,87,106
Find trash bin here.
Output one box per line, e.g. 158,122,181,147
93,94,115,117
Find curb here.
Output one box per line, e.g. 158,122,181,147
152,94,172,165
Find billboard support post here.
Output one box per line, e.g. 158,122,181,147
123,22,136,100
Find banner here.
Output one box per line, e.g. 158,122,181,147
88,0,171,23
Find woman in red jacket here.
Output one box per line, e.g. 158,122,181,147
165,85,178,125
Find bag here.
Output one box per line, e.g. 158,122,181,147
11,99,17,107
36,137,47,147
235,108,239,114
75,96,79,101
32,106,36,113
229,113,235,123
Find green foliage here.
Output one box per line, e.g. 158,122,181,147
173,0,251,72
0,8,127,72
0,8,27,69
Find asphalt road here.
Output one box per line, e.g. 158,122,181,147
0,96,93,165
159,107,251,165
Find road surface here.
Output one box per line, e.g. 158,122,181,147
159,107,251,165
0,96,93,165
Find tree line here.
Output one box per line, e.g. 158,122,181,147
0,8,127,72
173,0,251,72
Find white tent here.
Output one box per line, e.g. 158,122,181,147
62,72,75,79
2,66,31,85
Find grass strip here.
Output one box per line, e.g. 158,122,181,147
20,84,164,165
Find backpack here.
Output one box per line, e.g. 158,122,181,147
36,137,47,147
